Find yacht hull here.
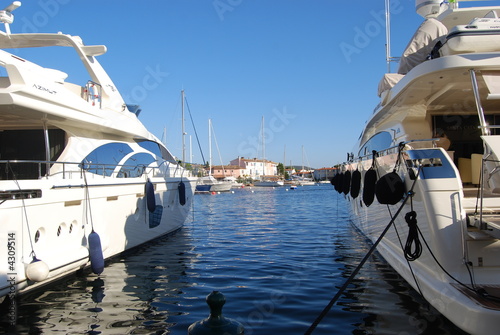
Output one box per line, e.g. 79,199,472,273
0,176,196,297
338,3,500,334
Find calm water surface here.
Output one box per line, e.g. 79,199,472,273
1,185,466,334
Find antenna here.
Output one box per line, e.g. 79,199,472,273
384,0,400,72
0,1,21,35
385,0,391,73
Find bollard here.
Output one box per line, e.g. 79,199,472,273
188,291,244,335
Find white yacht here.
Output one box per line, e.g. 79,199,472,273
222,176,243,188
196,175,232,193
335,1,500,334
0,2,196,300
253,179,284,187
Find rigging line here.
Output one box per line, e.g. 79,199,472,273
464,259,477,291
384,166,426,299
392,142,405,173
184,97,206,165
388,205,426,299
414,195,500,302
415,224,489,296
9,162,36,257
210,121,226,176
82,167,95,232
304,172,421,335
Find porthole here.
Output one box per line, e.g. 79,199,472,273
57,225,62,236
34,230,41,243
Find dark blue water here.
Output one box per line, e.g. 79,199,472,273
1,185,465,334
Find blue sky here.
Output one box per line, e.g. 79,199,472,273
8,0,499,168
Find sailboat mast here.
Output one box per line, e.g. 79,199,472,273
284,144,286,174
302,145,304,174
190,135,193,164
261,116,265,177
208,118,212,176
181,89,186,165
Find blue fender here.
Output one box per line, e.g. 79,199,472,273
88,231,104,275
145,179,156,212
178,181,186,206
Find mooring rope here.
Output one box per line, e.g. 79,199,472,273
304,192,412,334
304,166,421,335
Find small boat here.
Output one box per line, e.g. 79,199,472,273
194,183,212,193
297,178,315,186
254,178,284,187
338,1,500,334
222,176,243,188
196,175,232,193
195,119,232,193
253,116,284,187
0,2,196,299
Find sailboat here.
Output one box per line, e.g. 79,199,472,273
334,1,500,334
254,116,284,187
297,145,315,186
195,119,232,193
0,2,196,299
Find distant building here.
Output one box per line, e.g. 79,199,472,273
211,165,245,179
314,167,337,181
229,157,279,180
285,168,296,179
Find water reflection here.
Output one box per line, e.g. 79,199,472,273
3,228,195,334
331,220,468,335
0,185,467,334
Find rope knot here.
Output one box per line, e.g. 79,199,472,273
404,211,422,261
405,211,417,226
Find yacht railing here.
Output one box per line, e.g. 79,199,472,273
470,69,490,136
84,80,102,108
354,138,440,162
0,159,187,180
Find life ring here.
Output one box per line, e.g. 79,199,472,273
342,170,351,195
363,168,377,207
350,169,361,199
375,171,405,205
145,179,156,212
178,181,186,206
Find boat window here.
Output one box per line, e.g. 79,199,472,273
117,153,155,178
82,143,133,176
432,114,500,162
0,129,66,180
137,140,176,162
358,131,393,157
49,129,66,161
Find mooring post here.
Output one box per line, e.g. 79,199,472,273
188,291,244,335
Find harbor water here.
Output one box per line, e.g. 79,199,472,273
1,185,466,334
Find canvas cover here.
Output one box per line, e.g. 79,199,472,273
377,73,405,97
398,18,448,75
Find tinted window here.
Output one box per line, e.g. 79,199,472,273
137,140,175,162
359,132,393,157
118,153,155,178
137,140,162,157
82,143,133,176
0,128,66,179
